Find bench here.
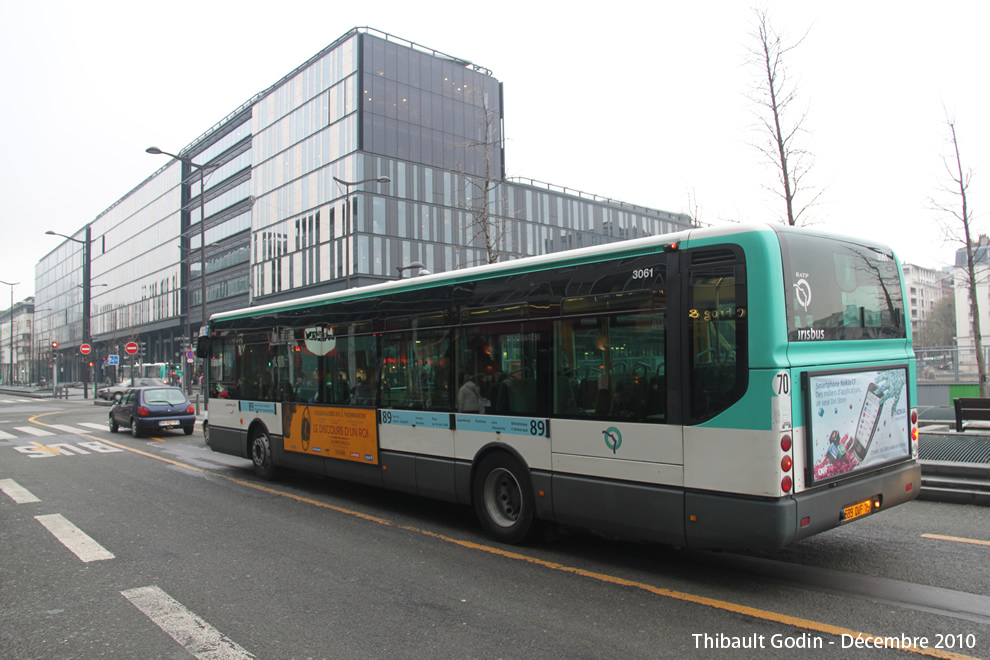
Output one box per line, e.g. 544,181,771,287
953,398,990,431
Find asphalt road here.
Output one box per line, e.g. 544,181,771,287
2,397,989,659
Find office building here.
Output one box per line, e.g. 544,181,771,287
36,27,693,385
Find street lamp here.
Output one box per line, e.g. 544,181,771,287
146,147,217,338
147,147,218,397
396,261,430,279
332,176,391,288
45,229,92,398
32,307,52,385
0,280,18,386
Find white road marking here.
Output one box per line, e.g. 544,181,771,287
79,422,109,431
34,514,115,562
121,586,255,659
50,424,86,434
0,429,17,440
0,479,41,503
15,426,54,437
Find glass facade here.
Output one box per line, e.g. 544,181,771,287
36,27,693,384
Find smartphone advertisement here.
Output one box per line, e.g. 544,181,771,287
805,366,910,486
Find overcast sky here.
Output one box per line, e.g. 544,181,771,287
2,0,988,303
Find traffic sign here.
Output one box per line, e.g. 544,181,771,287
125,342,139,355
80,344,92,355
108,355,120,366
186,350,195,360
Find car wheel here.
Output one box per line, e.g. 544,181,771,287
130,418,142,438
250,428,276,480
203,421,210,446
472,452,535,544
183,425,194,435
108,415,119,433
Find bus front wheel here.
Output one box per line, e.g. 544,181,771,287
473,452,534,544
250,429,276,480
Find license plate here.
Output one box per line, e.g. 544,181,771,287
842,499,873,523
159,420,179,427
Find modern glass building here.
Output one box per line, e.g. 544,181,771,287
36,27,693,386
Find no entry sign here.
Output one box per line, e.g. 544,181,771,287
80,344,92,355
125,342,139,355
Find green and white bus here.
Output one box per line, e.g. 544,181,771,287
201,224,920,550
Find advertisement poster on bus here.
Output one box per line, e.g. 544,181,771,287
282,403,378,465
805,366,910,485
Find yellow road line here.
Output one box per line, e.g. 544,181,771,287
27,441,62,456
23,411,983,660
922,533,990,547
30,410,165,442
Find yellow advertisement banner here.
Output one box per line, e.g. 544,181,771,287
282,404,378,465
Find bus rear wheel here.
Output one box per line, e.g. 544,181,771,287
473,452,534,544
250,428,276,480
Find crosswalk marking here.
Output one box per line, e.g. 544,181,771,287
50,424,86,434
79,422,109,431
15,426,54,437
0,429,16,440
0,479,41,503
121,586,254,659
0,399,32,403
35,514,115,562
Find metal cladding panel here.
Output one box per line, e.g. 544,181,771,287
552,474,685,546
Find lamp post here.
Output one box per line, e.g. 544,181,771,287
147,146,218,392
32,307,51,385
396,261,430,279
45,229,93,398
0,280,18,386
332,176,391,288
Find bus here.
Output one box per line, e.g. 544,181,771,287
199,223,921,550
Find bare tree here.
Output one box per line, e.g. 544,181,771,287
746,7,821,226
458,92,507,265
917,293,956,349
930,113,987,396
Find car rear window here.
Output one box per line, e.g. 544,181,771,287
143,389,189,405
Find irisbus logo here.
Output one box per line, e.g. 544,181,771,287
797,328,825,341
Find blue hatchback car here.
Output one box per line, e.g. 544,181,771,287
109,386,196,437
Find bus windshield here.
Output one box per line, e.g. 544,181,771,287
778,229,905,342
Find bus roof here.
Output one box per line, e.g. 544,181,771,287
210,223,893,325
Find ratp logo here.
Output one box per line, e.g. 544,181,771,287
602,427,622,454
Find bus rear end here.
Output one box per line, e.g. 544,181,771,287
682,225,920,550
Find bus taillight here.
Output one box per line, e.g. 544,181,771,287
781,475,793,492
780,434,792,451
781,455,793,472
910,407,919,457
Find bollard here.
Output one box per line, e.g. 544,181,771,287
195,392,200,416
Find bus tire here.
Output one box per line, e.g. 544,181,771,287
250,428,276,480
473,452,534,544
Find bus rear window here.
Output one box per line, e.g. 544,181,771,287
778,230,905,341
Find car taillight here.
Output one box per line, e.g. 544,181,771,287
137,407,150,416
187,405,195,414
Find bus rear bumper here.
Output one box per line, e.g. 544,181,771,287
684,461,921,551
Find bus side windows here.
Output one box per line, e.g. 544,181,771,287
554,311,666,423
